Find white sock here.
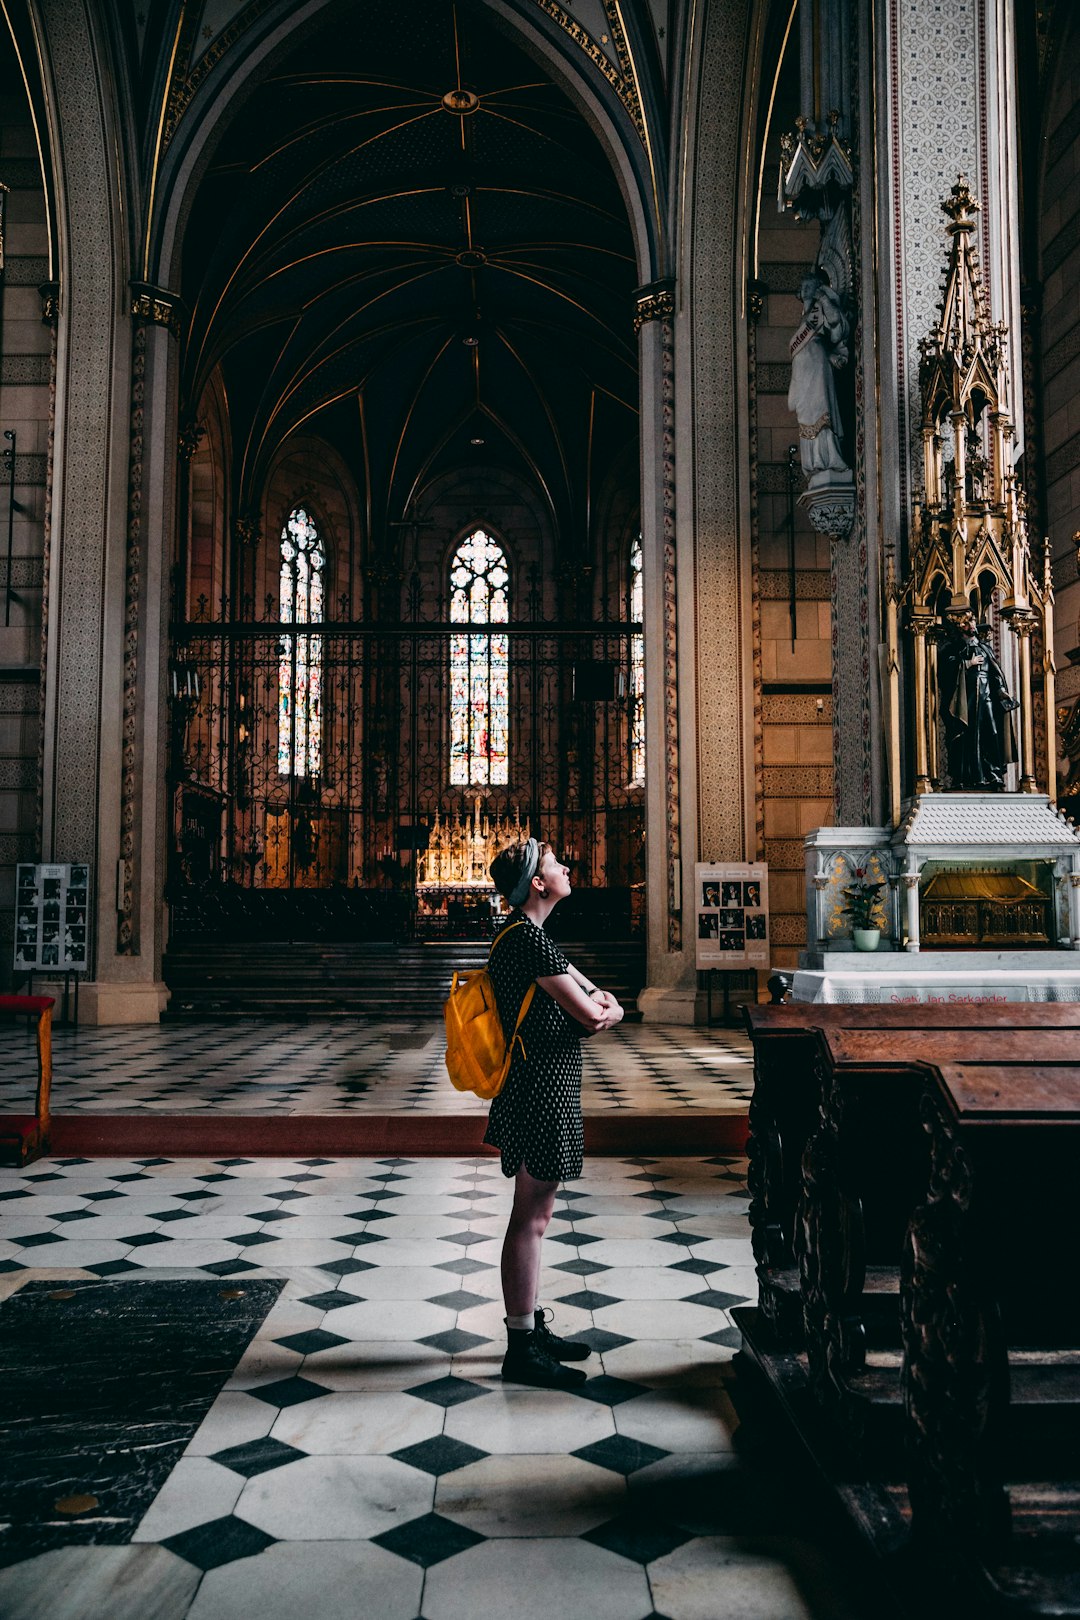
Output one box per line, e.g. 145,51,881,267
506,1312,534,1333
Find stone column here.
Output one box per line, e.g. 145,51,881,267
74,288,180,1024
32,0,184,1021
903,866,921,953
1069,860,1080,949
1009,613,1038,793
634,282,698,1023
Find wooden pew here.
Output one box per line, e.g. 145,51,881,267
739,1004,1080,1616
0,994,55,1166
898,1061,1080,1609
796,1027,1080,1445
743,1003,1080,1344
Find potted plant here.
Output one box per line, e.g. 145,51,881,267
841,867,886,951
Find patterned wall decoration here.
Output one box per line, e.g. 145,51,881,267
117,322,147,954
831,0,874,827
889,0,980,492
660,316,681,948
690,0,753,866
0,356,52,385
747,304,765,863
34,330,57,858
5,254,49,285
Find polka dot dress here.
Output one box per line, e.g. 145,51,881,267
483,914,584,1183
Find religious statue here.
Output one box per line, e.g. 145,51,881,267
937,612,1019,790
787,271,851,484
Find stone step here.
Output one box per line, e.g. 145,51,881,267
162,939,646,1020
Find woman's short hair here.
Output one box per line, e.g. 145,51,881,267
490,839,550,902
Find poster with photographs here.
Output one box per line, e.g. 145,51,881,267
695,862,769,969
14,863,90,973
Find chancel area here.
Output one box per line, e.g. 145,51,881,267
0,0,1079,1615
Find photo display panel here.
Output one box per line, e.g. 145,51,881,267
14,863,90,972
695,861,769,969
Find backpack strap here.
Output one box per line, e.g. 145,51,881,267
488,917,526,958
487,917,534,1065
506,981,536,1065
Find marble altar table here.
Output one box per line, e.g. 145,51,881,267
792,949,1080,1003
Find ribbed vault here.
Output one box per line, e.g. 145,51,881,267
179,0,639,548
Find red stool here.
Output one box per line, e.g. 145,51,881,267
0,994,56,1166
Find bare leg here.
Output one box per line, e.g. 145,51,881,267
501,1165,558,1318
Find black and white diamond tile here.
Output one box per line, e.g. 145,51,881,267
0,1151,771,1620
0,1019,753,1116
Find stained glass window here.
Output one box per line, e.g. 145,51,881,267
277,506,324,777
449,528,509,786
629,535,645,784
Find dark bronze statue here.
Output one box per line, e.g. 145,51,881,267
938,611,1019,790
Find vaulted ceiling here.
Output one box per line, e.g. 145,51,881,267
180,0,640,550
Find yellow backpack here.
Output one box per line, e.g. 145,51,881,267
444,921,536,1099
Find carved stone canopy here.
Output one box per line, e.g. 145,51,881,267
883,178,1057,811
778,113,853,222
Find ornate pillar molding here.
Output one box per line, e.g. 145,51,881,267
177,419,205,462
130,280,184,340
117,319,148,951
634,287,688,1018
38,281,59,327
116,282,184,953
234,515,261,548
633,278,682,955
632,277,674,334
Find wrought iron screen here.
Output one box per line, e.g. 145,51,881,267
169,602,645,941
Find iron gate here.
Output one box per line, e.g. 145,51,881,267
168,605,645,942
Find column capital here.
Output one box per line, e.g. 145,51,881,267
177,420,205,462
633,278,675,333
234,514,260,549
38,280,60,326
130,281,184,338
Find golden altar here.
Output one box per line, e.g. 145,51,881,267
415,797,531,935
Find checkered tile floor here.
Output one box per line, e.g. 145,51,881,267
0,1153,868,1619
0,1022,754,1115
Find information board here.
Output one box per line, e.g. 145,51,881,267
14,863,90,972
695,861,770,970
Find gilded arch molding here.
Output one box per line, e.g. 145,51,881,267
143,0,663,295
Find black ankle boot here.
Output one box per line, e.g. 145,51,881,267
502,1326,587,1390
533,1307,592,1362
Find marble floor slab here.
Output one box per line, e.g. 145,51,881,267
0,1277,282,1566
0,1021,753,1116
0,1152,876,1620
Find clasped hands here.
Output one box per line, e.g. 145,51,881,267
589,988,625,1027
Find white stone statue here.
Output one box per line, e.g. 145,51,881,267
788,272,851,485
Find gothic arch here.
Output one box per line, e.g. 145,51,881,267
147,0,662,303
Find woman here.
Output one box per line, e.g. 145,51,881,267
485,837,624,1390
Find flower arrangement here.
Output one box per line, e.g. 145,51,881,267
840,867,886,931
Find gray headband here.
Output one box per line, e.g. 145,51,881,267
506,838,540,908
